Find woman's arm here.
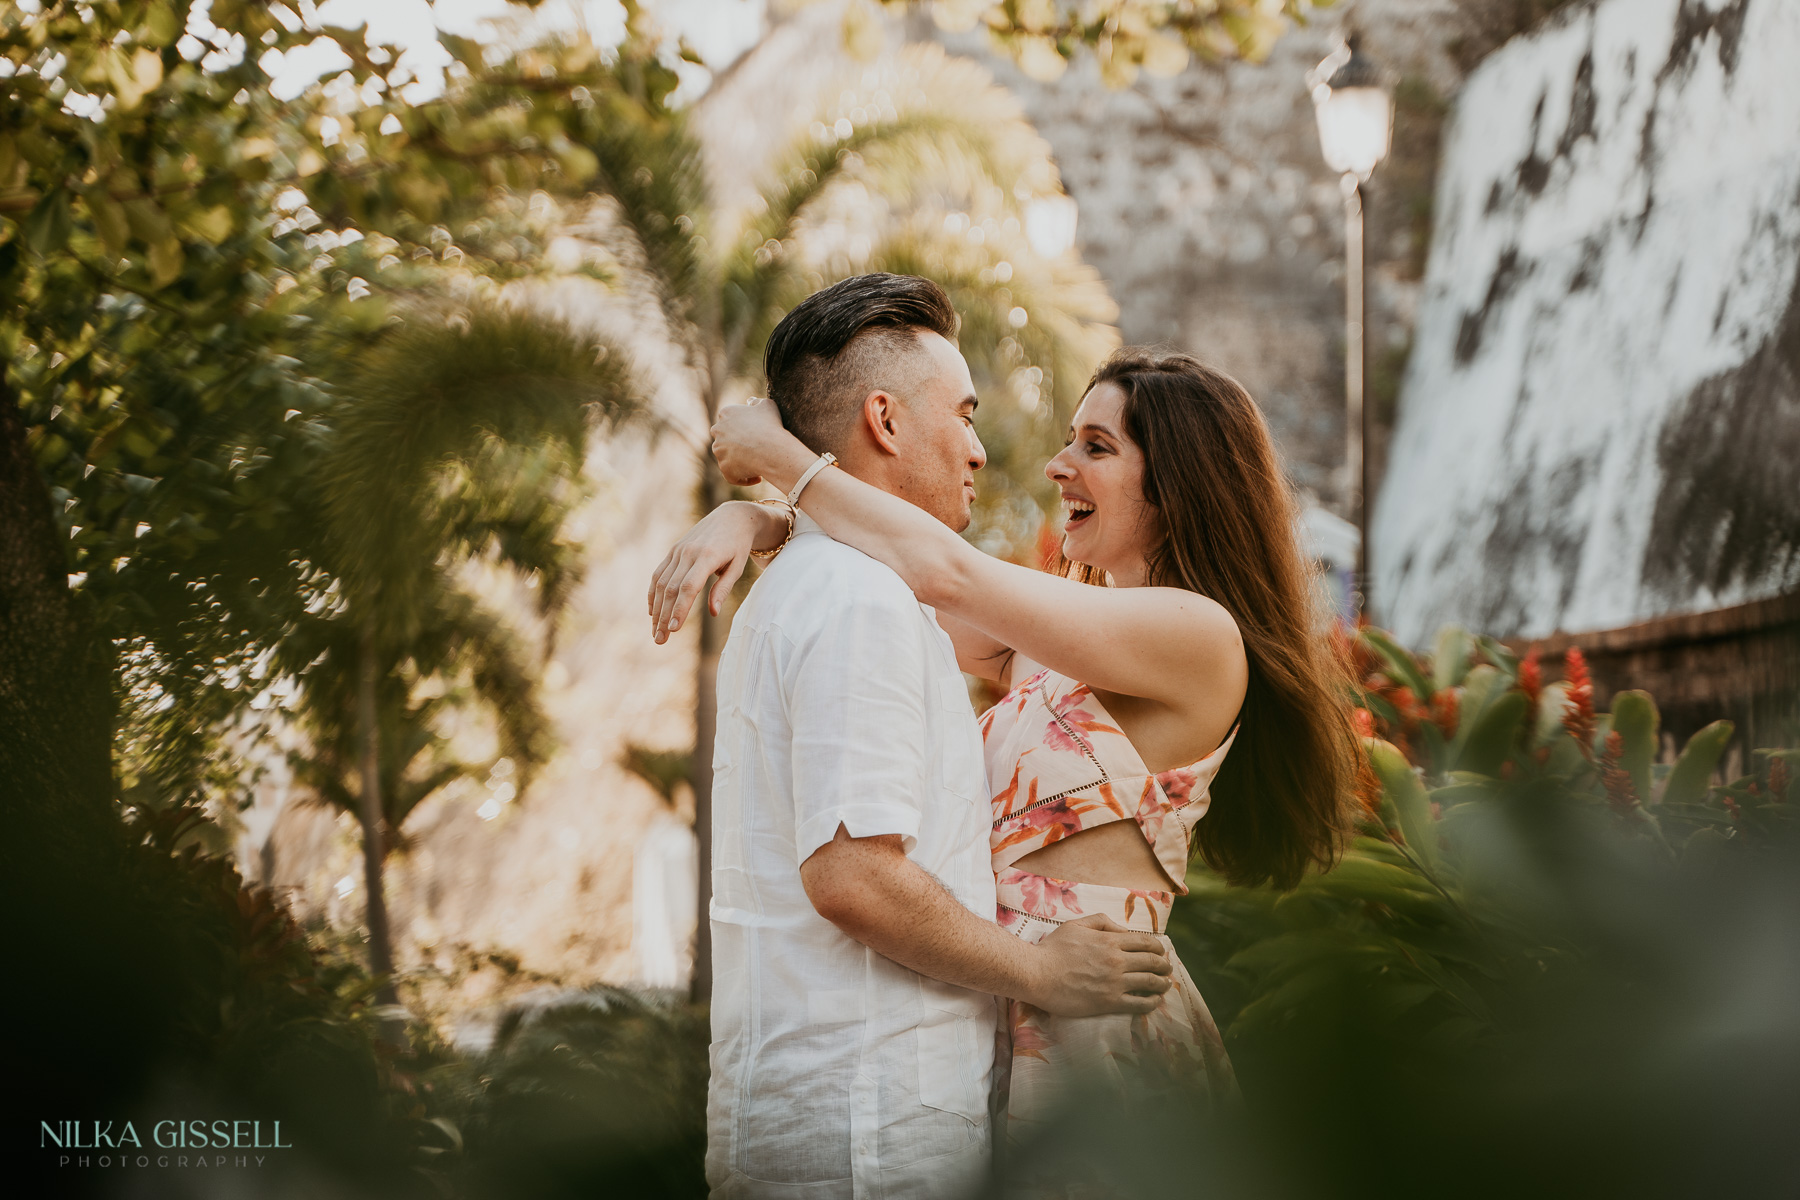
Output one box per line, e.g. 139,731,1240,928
685,400,1246,710
647,498,1027,680
647,499,789,644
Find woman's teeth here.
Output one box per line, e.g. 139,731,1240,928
1063,498,1094,525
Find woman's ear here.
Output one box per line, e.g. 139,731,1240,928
860,390,904,457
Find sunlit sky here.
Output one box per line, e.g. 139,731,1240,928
266,0,767,102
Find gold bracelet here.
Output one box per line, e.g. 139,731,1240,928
748,498,796,561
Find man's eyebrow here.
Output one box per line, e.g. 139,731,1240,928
959,393,979,412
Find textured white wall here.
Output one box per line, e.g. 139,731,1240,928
1373,0,1800,645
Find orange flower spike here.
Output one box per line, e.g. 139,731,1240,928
1518,647,1543,701
1518,646,1543,727
1770,758,1790,803
1600,729,1638,815
1432,688,1459,739
1391,686,1420,731
1563,646,1596,755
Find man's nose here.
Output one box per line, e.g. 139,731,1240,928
968,430,987,470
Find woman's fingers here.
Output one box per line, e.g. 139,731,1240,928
654,550,695,642
709,549,750,616
648,549,678,617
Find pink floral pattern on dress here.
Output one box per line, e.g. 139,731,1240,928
981,668,1240,1194
1157,764,1199,807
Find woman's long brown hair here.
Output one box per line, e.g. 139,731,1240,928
1055,349,1359,889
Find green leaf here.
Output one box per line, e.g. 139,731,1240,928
147,235,184,288
123,197,173,243
1454,690,1528,777
1361,626,1433,698
1661,720,1732,807
1448,665,1504,763
1475,635,1518,678
179,204,234,246
23,187,73,257
1543,731,1589,778
1368,739,1437,869
83,191,131,258
1432,625,1472,691
144,2,183,46
1609,690,1658,801
1533,680,1571,746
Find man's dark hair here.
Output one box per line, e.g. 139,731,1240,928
762,273,959,453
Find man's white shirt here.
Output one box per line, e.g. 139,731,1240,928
706,512,998,1199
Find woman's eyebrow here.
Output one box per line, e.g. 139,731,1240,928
1074,422,1118,440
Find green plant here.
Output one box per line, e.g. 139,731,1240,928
1172,625,1795,1048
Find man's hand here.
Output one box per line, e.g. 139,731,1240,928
1026,914,1173,1017
801,824,1173,1018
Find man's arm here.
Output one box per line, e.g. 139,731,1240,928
801,824,1172,1017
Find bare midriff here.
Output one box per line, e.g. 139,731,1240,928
1010,819,1179,892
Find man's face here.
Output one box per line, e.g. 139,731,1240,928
887,332,986,532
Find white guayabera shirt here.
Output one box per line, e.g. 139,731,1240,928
706,513,999,1200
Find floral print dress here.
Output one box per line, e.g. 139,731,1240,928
981,668,1238,1183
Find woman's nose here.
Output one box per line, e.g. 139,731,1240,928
1045,449,1073,482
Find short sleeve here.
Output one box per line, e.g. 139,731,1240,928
784,586,932,864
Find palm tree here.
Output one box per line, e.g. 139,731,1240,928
570,40,1118,999
281,300,643,1014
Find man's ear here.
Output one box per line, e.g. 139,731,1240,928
860,390,904,458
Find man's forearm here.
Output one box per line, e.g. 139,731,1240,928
802,828,1048,1005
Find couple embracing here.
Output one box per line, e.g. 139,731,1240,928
648,273,1357,1198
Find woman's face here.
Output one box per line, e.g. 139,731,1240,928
1045,382,1160,587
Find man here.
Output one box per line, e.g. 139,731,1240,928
702,274,1172,1198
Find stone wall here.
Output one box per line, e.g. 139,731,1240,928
1373,0,1800,644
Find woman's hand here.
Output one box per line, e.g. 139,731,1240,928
711,397,811,489
649,500,788,643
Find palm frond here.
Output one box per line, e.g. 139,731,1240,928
318,298,641,640
719,44,1067,377
580,85,713,340
438,436,589,619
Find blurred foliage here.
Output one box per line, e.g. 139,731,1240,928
1163,622,1800,1196
2,0,668,808
426,988,711,1199
901,0,1336,85
2,1,660,1190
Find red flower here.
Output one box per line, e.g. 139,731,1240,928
1391,687,1421,732
1432,688,1459,739
1518,646,1542,728
1353,708,1376,739
1563,647,1596,756
1600,730,1638,816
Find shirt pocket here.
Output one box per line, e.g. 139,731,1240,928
937,676,988,805
916,978,993,1123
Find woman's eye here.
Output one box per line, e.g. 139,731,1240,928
1086,441,1107,455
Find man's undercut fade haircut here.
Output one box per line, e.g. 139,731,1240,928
762,273,959,453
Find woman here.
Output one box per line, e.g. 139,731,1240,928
652,350,1357,1174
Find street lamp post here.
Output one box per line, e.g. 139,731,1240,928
1310,34,1392,617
